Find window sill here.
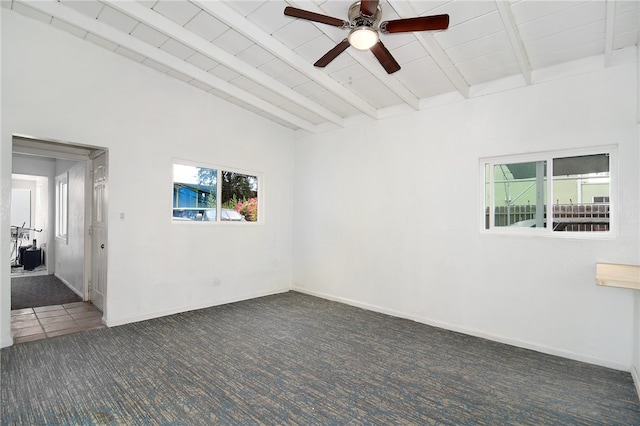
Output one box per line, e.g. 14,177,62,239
480,228,617,240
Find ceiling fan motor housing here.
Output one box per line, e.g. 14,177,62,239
348,2,382,27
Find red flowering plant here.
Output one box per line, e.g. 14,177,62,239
235,198,258,222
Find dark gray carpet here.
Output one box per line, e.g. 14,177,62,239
11,274,82,310
2,291,639,424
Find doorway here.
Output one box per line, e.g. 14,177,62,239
10,136,108,343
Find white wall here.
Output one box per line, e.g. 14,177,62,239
634,292,640,396
53,160,85,296
1,10,295,344
292,50,640,370
12,154,55,270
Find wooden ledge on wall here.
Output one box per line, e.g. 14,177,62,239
596,263,640,290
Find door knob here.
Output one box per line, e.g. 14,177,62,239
100,244,105,249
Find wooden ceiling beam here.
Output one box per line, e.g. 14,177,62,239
193,1,380,120
110,1,345,128
20,0,319,132
495,1,532,85
386,0,469,99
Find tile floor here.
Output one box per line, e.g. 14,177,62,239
11,302,104,345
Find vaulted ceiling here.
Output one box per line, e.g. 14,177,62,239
4,1,639,133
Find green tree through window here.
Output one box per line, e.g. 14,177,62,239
221,171,257,205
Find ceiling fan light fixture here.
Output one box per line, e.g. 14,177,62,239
284,2,449,72
348,26,379,50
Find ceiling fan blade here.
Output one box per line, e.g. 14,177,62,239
380,14,450,33
370,40,401,74
314,39,351,68
284,6,347,28
360,0,380,17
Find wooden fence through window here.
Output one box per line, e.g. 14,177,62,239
485,203,610,231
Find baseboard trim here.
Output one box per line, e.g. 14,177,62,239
632,365,640,399
1,337,14,348
53,272,83,299
292,286,630,372
105,288,290,328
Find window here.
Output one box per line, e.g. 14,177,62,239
55,172,69,242
481,147,614,236
172,162,259,223
221,171,258,221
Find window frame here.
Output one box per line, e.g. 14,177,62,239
55,171,69,243
479,145,617,239
171,159,263,225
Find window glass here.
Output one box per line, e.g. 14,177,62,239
221,171,258,222
552,154,610,232
172,164,217,222
492,161,547,228
55,172,69,241
61,182,68,235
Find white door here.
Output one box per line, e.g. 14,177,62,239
91,152,108,311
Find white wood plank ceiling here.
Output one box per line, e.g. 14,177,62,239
4,1,639,133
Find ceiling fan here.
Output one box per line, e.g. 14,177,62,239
284,0,449,74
